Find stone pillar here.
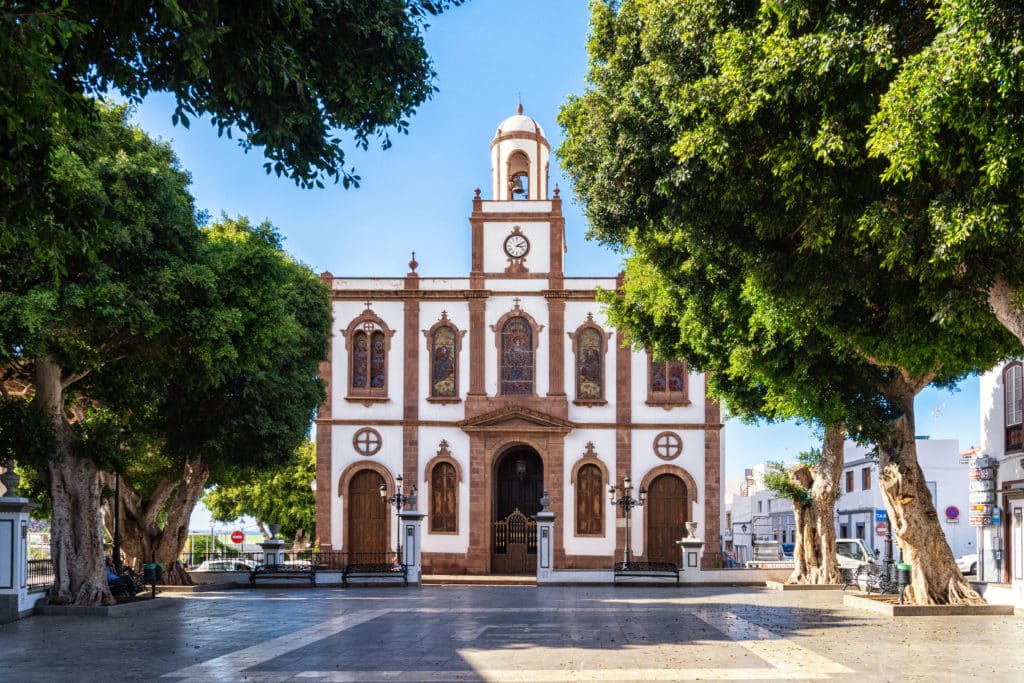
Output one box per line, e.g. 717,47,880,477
0,496,36,623
535,491,556,583
399,511,426,585
260,526,287,567
676,522,706,582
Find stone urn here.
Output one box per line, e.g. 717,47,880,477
685,521,698,538
0,457,19,497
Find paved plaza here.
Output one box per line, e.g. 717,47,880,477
1,585,1021,682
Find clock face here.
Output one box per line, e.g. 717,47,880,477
504,233,530,258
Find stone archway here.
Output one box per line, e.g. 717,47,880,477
491,446,543,574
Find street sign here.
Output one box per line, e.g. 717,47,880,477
945,506,960,520
969,491,995,504
969,468,993,481
969,515,992,526
230,530,245,544
969,480,995,492
970,504,993,515
875,522,887,536
875,509,888,523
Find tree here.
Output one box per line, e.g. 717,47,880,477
0,103,204,605
867,1,1024,345
204,441,317,548
98,218,330,584
560,0,1018,603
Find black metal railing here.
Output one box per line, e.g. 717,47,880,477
27,559,54,590
181,550,399,572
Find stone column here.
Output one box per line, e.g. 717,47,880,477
0,493,36,623
399,511,426,585
535,491,556,583
676,522,706,583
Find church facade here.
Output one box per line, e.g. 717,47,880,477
313,108,722,574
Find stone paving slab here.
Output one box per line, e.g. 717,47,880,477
1,585,1022,682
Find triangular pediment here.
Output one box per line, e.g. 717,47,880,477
458,405,574,433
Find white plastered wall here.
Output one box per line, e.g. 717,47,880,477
329,424,404,550
331,299,405,421
417,427,471,554
565,301,616,424
418,301,470,422
562,429,617,557
484,296,549,397
483,221,551,273
629,428,708,560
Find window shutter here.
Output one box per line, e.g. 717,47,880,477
1007,365,1022,427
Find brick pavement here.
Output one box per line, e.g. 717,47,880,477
1,585,1021,682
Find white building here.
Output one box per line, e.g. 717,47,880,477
313,107,724,575
725,438,972,563
978,363,1024,599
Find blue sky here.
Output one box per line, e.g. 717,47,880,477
121,2,982,528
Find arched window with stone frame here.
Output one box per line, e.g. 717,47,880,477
343,306,395,404
492,303,543,397
575,463,604,536
568,313,611,406
647,354,690,407
423,312,466,403
425,441,461,534
1005,361,1023,453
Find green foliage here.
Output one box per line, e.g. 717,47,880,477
203,441,316,543
560,0,1018,441
761,449,825,507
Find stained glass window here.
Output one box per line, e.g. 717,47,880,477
348,318,389,398
649,358,688,402
500,317,533,395
370,331,386,388
576,328,603,400
430,462,457,533
576,464,603,535
351,332,368,389
431,326,457,398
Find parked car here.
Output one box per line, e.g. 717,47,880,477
955,553,978,575
193,559,260,572
835,539,875,570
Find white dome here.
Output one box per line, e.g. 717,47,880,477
495,106,545,138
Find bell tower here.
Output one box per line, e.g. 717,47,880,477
490,104,551,201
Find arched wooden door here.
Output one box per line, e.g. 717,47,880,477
491,448,543,573
645,474,688,565
348,469,387,555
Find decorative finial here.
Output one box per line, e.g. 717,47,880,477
408,251,418,273
517,102,524,115
364,301,373,311
553,184,560,197
512,297,521,310
474,187,481,198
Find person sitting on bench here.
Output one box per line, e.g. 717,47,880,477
105,555,138,596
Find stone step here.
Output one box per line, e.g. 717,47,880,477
421,574,537,586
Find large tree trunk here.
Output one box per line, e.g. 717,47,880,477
988,275,1024,343
879,391,984,605
36,357,113,606
786,424,845,584
101,457,208,586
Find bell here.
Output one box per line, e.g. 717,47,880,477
510,175,527,197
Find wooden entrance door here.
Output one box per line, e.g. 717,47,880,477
491,449,543,573
348,469,387,555
645,474,687,565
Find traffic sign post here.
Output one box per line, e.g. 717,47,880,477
230,530,245,544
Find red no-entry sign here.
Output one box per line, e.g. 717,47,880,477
875,522,887,536
230,530,245,544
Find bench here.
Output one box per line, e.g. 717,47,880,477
842,563,896,594
249,562,317,586
613,561,680,586
342,562,408,587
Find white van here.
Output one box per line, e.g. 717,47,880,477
835,538,875,569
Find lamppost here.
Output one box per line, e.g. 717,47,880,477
380,474,416,565
609,476,646,567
